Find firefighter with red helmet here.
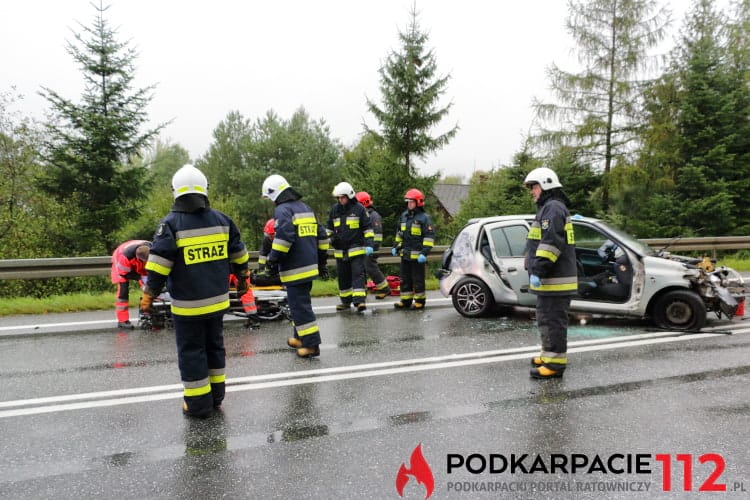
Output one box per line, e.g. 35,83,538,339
392,188,435,309
327,182,375,312
355,191,390,299
141,164,249,417
110,239,151,329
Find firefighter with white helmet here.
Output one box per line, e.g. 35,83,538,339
141,164,250,417
327,181,375,312
523,166,577,379
262,174,330,357
392,188,435,309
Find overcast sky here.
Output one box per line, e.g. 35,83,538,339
1,1,713,180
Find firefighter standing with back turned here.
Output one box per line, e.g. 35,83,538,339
141,164,250,417
392,188,435,309
524,167,577,379
261,174,330,358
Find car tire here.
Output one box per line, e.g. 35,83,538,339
652,289,706,331
452,277,494,317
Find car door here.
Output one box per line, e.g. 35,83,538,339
481,220,537,307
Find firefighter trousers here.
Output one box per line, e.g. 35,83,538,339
535,295,571,361
364,255,387,290
287,281,321,348
399,259,426,305
174,314,226,416
335,254,367,305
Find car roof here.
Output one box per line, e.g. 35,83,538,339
466,214,601,224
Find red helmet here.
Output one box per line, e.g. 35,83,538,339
263,218,276,237
355,191,372,208
404,188,425,207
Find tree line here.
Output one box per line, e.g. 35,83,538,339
1,0,748,298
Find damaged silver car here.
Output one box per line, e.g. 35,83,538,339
437,215,746,331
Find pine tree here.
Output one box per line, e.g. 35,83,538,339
533,0,670,212
38,1,163,254
365,6,458,178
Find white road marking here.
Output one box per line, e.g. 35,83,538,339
0,327,744,419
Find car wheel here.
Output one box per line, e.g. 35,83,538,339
652,289,707,331
452,277,494,317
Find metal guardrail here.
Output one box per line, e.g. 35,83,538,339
1,237,749,280
0,248,447,280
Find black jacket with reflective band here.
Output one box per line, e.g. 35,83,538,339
146,205,248,317
525,192,578,296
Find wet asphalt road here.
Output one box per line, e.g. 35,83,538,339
1,293,749,499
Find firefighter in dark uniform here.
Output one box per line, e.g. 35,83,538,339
262,174,330,357
356,191,391,299
140,164,250,417
392,188,435,310
524,167,577,379
327,182,375,312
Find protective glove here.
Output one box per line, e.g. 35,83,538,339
140,292,154,314
318,266,330,280
236,274,249,296
365,246,374,256
391,247,398,257
417,254,427,264
529,275,541,288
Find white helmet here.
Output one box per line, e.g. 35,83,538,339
332,181,355,199
262,174,291,202
172,164,208,199
523,167,562,190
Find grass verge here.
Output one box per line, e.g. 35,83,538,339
0,277,441,317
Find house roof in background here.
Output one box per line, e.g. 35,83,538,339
432,183,470,217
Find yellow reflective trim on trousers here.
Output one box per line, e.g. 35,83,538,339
184,383,211,397
536,249,559,262
171,299,230,316
528,227,541,240
540,356,567,364
297,324,319,337
209,374,226,383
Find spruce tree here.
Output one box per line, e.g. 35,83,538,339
38,1,163,254
365,6,458,179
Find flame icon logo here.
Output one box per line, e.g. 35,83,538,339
395,443,434,499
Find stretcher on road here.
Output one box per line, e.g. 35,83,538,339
138,283,290,331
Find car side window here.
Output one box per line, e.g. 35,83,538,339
489,225,528,258
573,223,607,251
